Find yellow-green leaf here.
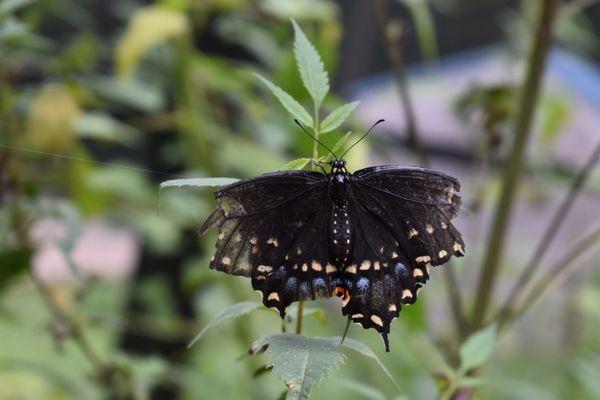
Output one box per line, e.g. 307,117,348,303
115,6,189,78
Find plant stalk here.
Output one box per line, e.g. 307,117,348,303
499,224,600,331
472,0,558,329
496,139,600,323
372,0,429,167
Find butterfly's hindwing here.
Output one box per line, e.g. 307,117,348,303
199,170,335,316
341,195,426,350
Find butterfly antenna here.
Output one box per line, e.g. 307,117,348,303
339,119,385,159
294,119,337,160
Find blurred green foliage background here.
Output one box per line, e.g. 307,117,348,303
1,0,600,399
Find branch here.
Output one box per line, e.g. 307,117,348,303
442,266,469,339
497,139,600,322
372,0,429,167
499,224,600,330
471,0,558,329
30,272,106,370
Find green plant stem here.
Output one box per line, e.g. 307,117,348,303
30,272,106,370
373,0,429,167
496,139,600,323
472,0,558,330
498,224,600,331
295,301,304,334
443,266,469,339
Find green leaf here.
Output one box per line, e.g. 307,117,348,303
459,324,497,373
159,177,239,190
75,112,139,145
250,333,345,400
292,20,329,109
0,0,35,17
400,0,438,61
320,102,359,133
280,158,310,171
158,177,239,216
341,380,386,400
255,74,313,127
115,6,189,77
85,77,166,113
188,302,261,348
334,337,400,390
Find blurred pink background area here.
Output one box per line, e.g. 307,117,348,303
30,219,140,283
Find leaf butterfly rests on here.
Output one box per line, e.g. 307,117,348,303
199,120,465,352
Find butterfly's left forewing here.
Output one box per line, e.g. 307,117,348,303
199,170,334,316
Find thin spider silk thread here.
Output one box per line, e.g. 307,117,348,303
0,143,184,179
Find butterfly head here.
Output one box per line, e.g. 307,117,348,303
330,159,347,174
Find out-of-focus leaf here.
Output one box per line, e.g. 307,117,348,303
341,380,386,400
320,101,359,133
280,158,310,171
85,77,165,113
292,20,329,109
0,359,83,397
333,337,400,389
55,32,99,74
219,138,289,176
75,112,139,145
0,248,29,290
540,95,570,144
26,85,80,153
159,177,239,190
188,302,261,348
287,304,326,324
259,0,337,21
0,16,52,49
0,0,35,17
459,324,497,373
216,16,281,67
400,0,439,61
255,74,313,127
125,356,170,398
573,354,600,397
250,333,345,400
557,14,600,56
115,6,189,77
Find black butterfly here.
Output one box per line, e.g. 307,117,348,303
199,122,464,351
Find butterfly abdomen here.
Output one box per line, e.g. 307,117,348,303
329,172,353,267
331,204,352,266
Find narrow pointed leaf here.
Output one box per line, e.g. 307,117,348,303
459,324,497,373
292,20,329,109
255,74,313,127
250,334,345,400
188,302,261,348
160,177,239,190
320,102,360,133
333,337,400,389
280,158,310,171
